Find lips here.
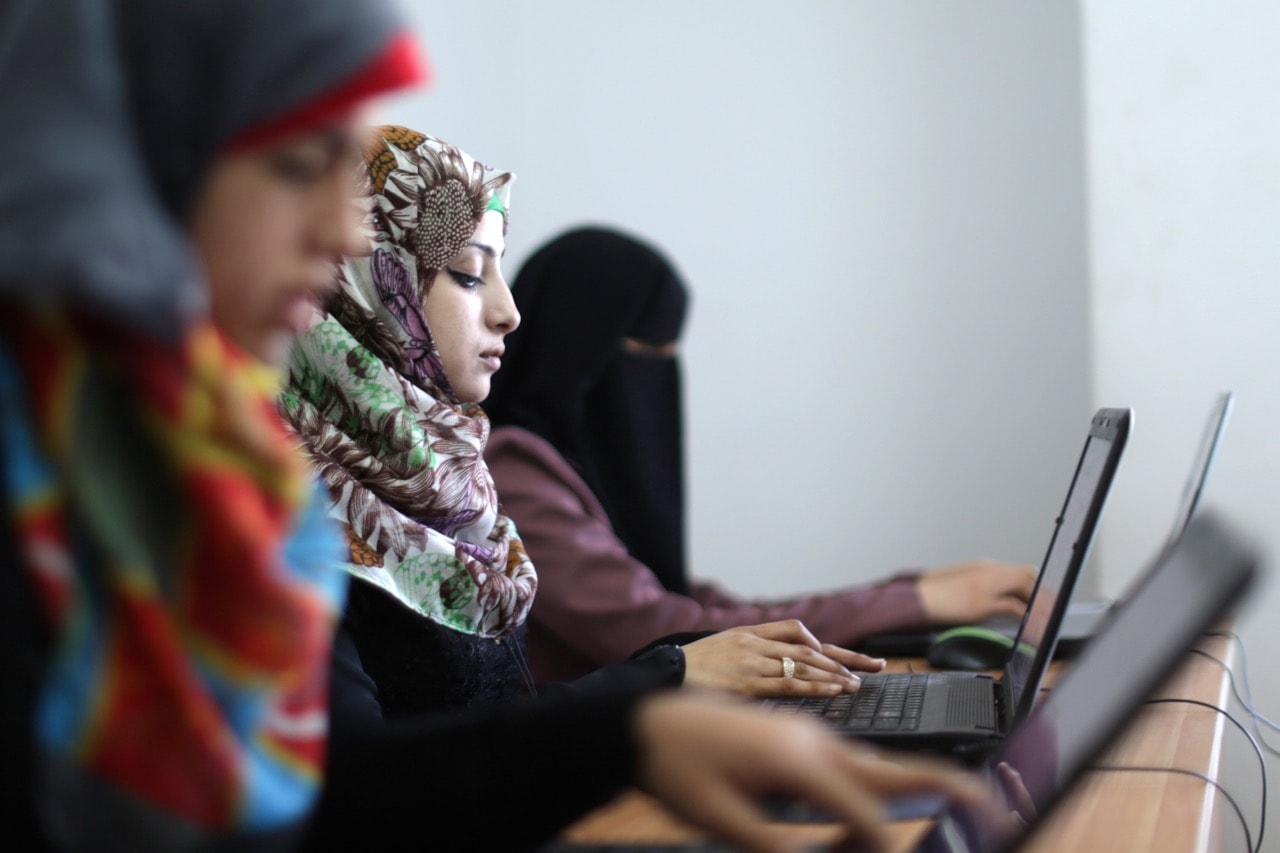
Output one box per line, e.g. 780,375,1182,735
480,346,504,372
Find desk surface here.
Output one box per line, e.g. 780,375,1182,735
560,633,1235,852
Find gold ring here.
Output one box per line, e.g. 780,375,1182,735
781,656,796,678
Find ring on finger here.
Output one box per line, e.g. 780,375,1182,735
781,656,796,679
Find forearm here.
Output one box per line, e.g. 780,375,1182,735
488,428,930,675
534,564,930,667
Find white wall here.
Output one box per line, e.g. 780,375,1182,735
385,0,1091,597
1082,1,1280,846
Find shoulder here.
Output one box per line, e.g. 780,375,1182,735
487,425,580,483
488,424,558,461
485,425,609,522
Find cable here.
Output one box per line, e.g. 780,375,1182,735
1144,697,1265,853
1189,648,1280,758
1191,645,1273,728
1202,631,1280,746
1088,765,1253,853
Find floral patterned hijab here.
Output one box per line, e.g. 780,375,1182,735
282,126,536,639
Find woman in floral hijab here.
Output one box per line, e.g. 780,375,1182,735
285,125,900,715
282,127,550,712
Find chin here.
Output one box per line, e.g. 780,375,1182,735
255,331,297,369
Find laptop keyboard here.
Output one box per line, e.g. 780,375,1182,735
770,673,929,732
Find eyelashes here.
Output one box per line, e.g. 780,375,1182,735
447,269,483,289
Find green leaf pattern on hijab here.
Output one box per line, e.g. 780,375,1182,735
282,128,534,638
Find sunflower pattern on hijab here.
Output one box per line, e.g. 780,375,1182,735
281,127,535,639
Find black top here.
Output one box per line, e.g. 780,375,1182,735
301,579,687,850
343,581,533,714
304,621,662,851
1,520,51,852
342,578,686,716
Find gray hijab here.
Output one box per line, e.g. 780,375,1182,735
0,0,403,338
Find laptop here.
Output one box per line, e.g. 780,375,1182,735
1020,389,1234,655
765,408,1130,754
536,513,1260,853
913,509,1259,852
861,390,1234,659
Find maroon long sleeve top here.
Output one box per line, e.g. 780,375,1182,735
486,426,932,684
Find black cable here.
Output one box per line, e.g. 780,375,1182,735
1089,765,1253,853
1144,696,1265,853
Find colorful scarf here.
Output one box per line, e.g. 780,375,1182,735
282,126,537,639
0,311,345,834
0,0,423,845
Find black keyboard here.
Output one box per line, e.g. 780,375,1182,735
768,673,930,732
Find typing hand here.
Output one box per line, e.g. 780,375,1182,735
681,620,886,699
633,692,991,853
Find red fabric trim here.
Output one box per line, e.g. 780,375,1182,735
228,32,429,152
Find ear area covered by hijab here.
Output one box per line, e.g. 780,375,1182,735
282,127,537,640
0,0,424,846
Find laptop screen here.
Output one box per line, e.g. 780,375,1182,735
1003,410,1127,722
1162,391,1233,553
916,512,1257,853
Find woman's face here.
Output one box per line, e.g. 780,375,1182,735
191,112,371,365
423,209,520,403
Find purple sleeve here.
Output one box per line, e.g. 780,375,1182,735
486,427,932,684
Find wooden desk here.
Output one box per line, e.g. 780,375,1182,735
560,634,1236,851
1019,632,1235,852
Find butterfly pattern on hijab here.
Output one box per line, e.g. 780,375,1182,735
282,126,536,639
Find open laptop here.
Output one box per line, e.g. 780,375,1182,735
765,408,1130,754
1024,389,1234,655
861,390,1234,660
914,509,1259,852
536,515,1260,853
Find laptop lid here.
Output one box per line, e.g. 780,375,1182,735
994,407,1130,728
855,408,1131,661
915,510,1260,853
1161,390,1233,554
1053,390,1234,648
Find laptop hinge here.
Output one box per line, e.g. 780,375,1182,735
995,675,1015,734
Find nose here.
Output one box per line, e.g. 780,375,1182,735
488,272,521,334
334,193,370,259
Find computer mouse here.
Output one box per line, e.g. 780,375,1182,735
926,625,1016,671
